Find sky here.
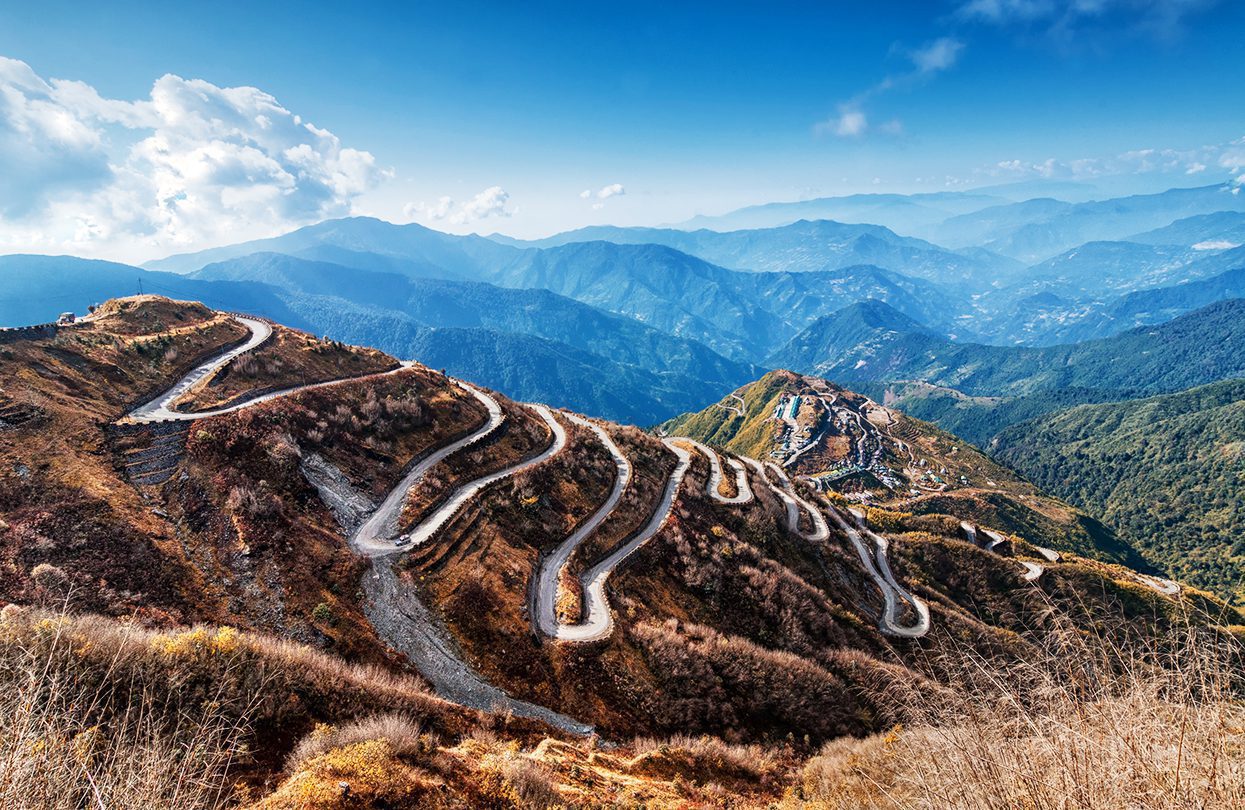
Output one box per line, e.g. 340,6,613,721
1,0,1243,262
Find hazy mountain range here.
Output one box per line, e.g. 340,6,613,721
4,182,1245,430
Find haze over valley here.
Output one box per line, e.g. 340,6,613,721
1,3,1243,807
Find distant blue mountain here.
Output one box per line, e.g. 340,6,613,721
193,252,760,395
488,219,1019,288
1128,211,1245,247
0,255,307,328
147,217,970,360
146,216,519,278
0,252,759,424
673,190,1008,233
769,297,1245,444
936,184,1245,262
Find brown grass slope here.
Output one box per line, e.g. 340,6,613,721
4,297,1243,808
662,369,1150,567
174,324,399,412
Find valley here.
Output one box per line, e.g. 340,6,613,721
6,10,1245,806
3,295,1237,806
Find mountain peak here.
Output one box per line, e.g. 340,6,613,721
826,298,935,334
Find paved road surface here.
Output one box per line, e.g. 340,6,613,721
535,413,632,640
352,382,506,556
552,439,693,643
128,316,273,422
759,460,829,541
962,520,1046,581
125,314,412,424
715,393,746,417
828,506,930,638
1019,561,1044,581
1141,575,1180,595
677,438,753,505
396,403,566,549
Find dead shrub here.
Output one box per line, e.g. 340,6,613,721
287,713,427,771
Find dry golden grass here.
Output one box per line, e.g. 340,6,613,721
252,739,443,809
287,713,429,771
0,606,475,808
0,607,251,810
787,623,1245,809
629,733,781,784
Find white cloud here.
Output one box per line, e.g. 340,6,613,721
404,196,453,221
836,110,868,136
404,186,514,227
596,182,625,200
0,57,388,260
986,136,1245,185
453,186,511,224
816,37,959,140
910,37,965,73
579,182,626,209
817,108,868,138
957,0,1220,44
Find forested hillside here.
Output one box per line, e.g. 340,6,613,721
993,378,1245,603
774,298,1245,445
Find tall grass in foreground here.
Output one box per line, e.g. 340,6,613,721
0,604,456,809
791,611,1245,809
0,607,252,810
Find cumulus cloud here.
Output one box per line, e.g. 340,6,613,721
580,183,626,209
580,183,626,203
987,136,1245,185
596,182,625,199
0,57,388,260
453,186,511,224
404,186,513,227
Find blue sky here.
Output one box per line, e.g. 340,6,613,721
1,0,1242,260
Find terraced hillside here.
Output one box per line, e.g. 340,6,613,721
661,370,1149,568
1,296,1238,806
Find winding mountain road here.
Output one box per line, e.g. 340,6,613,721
125,314,412,423
396,403,566,549
127,316,274,422
352,382,507,556
548,439,693,643
962,520,1046,581
1034,546,1061,563
1018,562,1044,581
829,507,930,638
1141,575,1181,596
535,414,633,640
678,439,753,505
123,313,597,732
715,393,746,418
756,460,829,541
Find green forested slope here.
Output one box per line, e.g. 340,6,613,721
994,378,1245,602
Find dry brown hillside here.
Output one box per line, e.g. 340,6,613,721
2,297,1241,807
